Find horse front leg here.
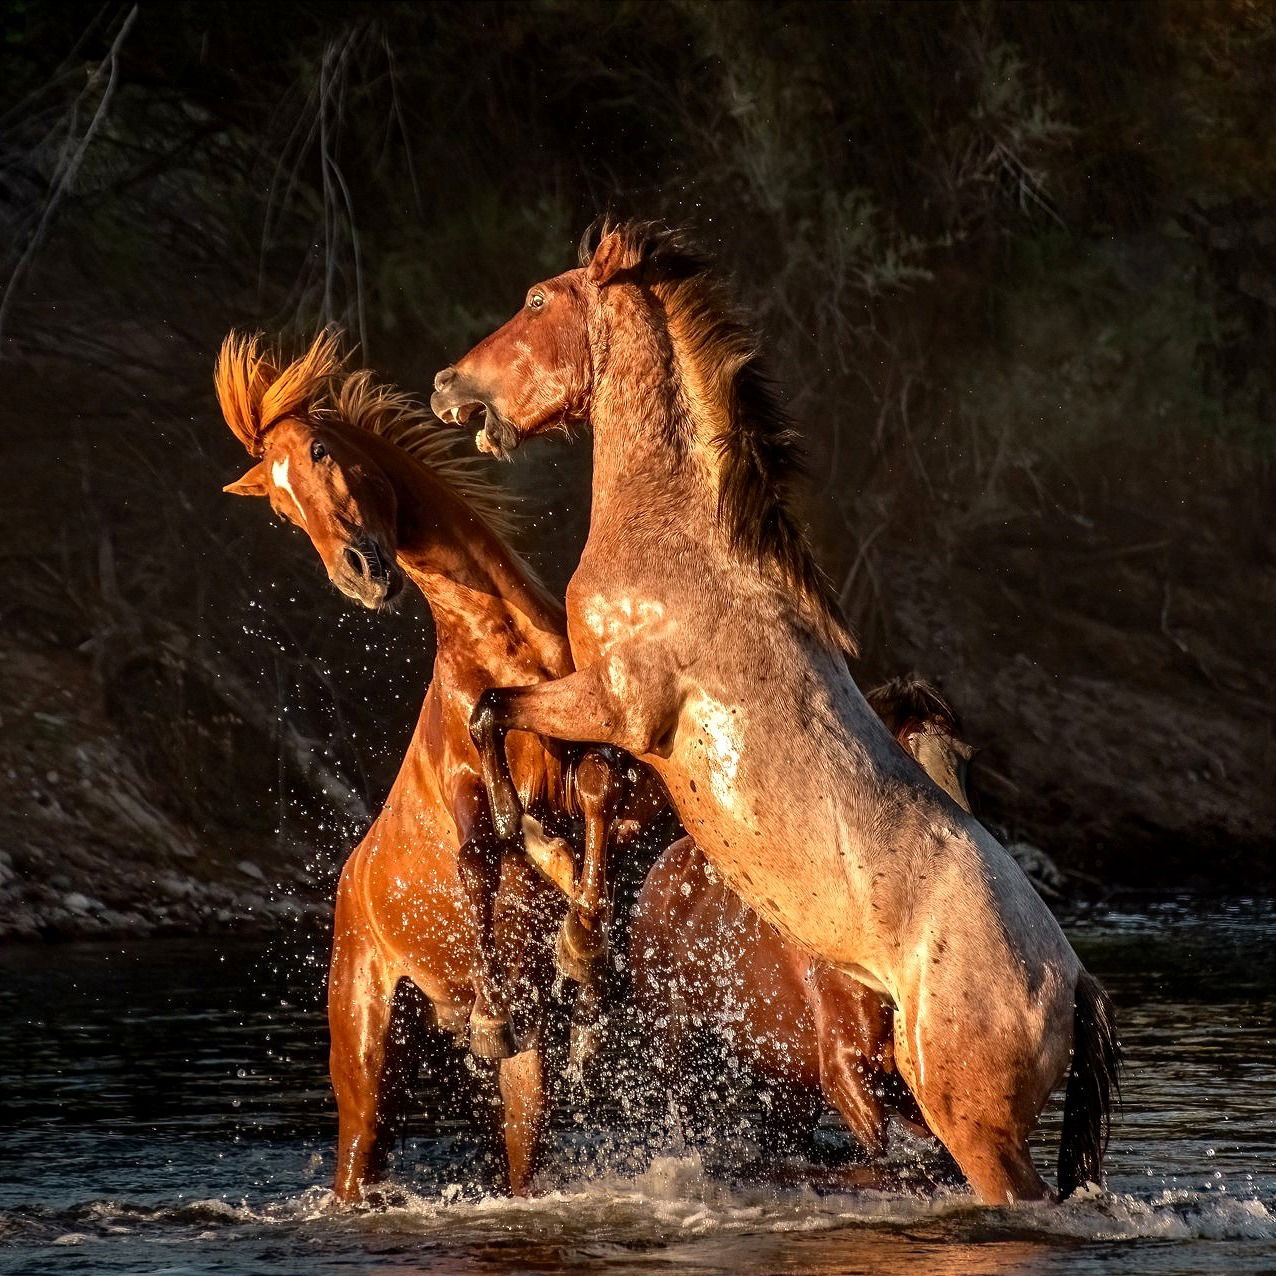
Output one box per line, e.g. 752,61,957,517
469,692,524,842
499,1036,547,1195
456,832,517,1059
328,888,404,1203
469,653,678,840
806,972,894,1162
460,1043,547,1196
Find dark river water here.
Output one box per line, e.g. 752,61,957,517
1,898,1274,1275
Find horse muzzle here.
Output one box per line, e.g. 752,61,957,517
431,369,520,458
334,535,404,610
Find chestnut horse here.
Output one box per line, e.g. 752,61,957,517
630,679,973,1176
431,222,1118,1204
215,331,658,1198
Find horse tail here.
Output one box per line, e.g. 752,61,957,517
1057,970,1120,1198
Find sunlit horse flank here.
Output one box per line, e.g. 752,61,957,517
214,331,661,1199
431,222,1119,1204
630,678,975,1185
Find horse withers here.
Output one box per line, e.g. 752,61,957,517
431,222,1118,1204
214,331,663,1198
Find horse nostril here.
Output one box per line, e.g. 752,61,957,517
433,366,457,392
343,546,367,578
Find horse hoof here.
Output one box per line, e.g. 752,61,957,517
555,916,605,984
468,1013,517,1059
521,814,577,897
432,1001,470,1040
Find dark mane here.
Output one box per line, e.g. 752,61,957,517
865,675,960,738
582,220,857,657
327,367,520,537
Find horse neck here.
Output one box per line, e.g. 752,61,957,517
587,290,719,544
382,451,566,671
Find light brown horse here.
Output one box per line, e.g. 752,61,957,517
214,331,655,1198
630,679,972,1176
431,222,1118,1204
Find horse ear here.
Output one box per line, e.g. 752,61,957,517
224,461,270,497
586,228,638,286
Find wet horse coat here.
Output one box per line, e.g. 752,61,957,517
215,334,655,1198
432,223,1118,1203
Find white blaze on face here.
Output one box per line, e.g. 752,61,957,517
271,456,308,526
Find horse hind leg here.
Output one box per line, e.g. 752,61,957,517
328,924,414,1204
560,749,623,1071
457,835,517,1059
557,748,620,983
460,1038,548,1196
892,998,1055,1203
499,1037,548,1195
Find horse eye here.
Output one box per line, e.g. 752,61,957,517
527,291,545,310
310,440,328,462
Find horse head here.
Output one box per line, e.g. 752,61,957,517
866,676,977,813
430,224,656,456
215,331,405,610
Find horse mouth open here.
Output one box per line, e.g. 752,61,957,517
430,385,520,458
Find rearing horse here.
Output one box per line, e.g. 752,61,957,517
215,332,653,1197
431,222,1119,1204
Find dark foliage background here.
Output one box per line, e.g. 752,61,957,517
1,0,1272,934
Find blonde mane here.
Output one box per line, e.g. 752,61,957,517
214,328,343,456
214,329,518,537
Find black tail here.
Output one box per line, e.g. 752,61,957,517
1057,970,1120,1197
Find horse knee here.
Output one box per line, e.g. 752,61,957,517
575,747,623,816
